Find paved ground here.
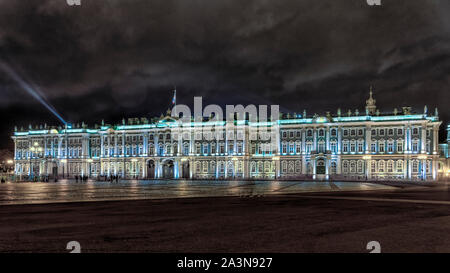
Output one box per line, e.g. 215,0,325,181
0,180,397,205
0,180,448,253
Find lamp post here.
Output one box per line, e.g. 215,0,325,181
6,159,13,182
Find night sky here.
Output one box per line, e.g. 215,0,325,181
0,0,449,150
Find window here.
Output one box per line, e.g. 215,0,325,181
282,142,287,154
412,139,419,152
318,129,324,137
237,142,243,154
412,160,419,173
350,161,356,173
387,141,394,153
318,141,325,153
379,141,385,153
378,160,385,172
397,140,403,153
357,161,363,173
289,142,295,153
306,142,313,154
343,129,348,136
387,161,394,173
343,141,349,153
358,129,364,136
371,161,376,173
331,129,337,136
350,140,356,152
307,130,313,137
371,142,376,153
296,131,301,138
296,141,301,154
251,144,256,154
330,141,337,153
289,131,294,138
358,141,364,153
397,128,403,135
413,128,419,135
295,160,301,173
388,129,394,136
379,129,385,136
371,129,377,136
343,161,349,173
351,129,356,136
396,161,403,173
282,131,287,138
288,161,294,173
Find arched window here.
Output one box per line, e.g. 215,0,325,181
288,161,295,173
371,160,377,173
387,160,394,173
281,161,287,173
295,160,301,173
350,161,356,173
158,144,164,156
183,142,189,155
378,160,385,173
396,160,403,172
251,161,256,173
258,161,264,172
397,139,403,153
357,160,363,173
412,160,419,173
342,161,349,173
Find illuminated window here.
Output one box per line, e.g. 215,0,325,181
342,161,349,173
387,160,394,173
378,160,385,172
379,141,385,153
412,160,419,173
396,160,403,172
343,141,349,153
397,140,403,153
357,160,363,173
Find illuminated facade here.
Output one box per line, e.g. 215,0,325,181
438,124,450,180
12,92,442,181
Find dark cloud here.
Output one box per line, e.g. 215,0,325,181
0,0,449,149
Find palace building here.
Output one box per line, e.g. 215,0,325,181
12,91,443,181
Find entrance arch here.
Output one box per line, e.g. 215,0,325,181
316,158,326,175
147,160,155,179
162,159,174,179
